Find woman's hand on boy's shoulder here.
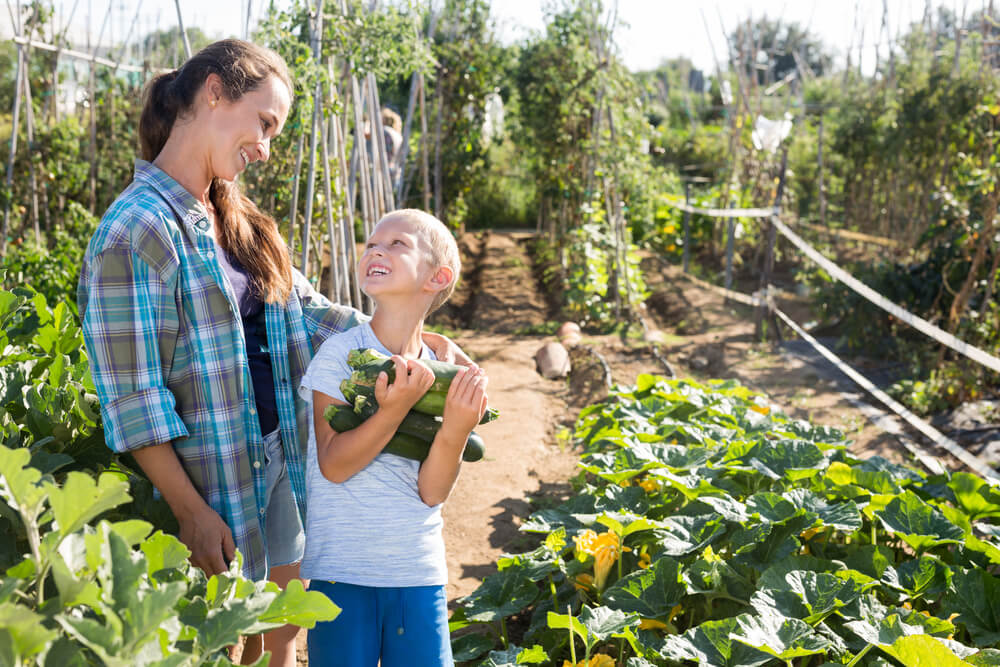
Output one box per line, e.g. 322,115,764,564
375,355,435,415
439,367,488,444
421,331,473,366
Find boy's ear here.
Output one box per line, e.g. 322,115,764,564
425,266,454,294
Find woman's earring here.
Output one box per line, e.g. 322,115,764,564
210,99,217,108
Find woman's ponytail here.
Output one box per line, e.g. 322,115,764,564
139,70,181,162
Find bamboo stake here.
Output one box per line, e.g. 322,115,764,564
350,74,377,239
0,44,25,256
432,80,444,219
395,9,439,203
364,79,386,218
287,131,306,262
418,74,430,211
368,72,395,212
319,114,342,303
173,0,192,59
20,42,41,244
300,0,324,274
333,115,362,309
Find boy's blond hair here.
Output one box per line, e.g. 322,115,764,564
377,209,460,315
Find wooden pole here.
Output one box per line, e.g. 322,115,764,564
682,181,692,273
724,203,735,295
418,74,431,211
332,107,362,309
319,115,341,302
368,72,395,212
396,10,439,202
755,150,788,342
173,0,192,59
300,0,324,274
20,44,41,244
366,73,390,216
1,45,25,256
287,131,306,262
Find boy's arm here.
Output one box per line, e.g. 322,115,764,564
313,356,435,483
417,367,489,506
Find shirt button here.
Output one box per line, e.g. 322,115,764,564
259,508,266,515
249,407,257,415
206,250,215,259
253,460,261,469
397,627,404,636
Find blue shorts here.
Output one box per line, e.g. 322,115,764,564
262,428,305,569
307,580,453,667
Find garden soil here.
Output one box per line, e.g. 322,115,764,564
288,230,963,664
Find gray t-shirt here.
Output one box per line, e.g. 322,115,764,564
298,322,446,587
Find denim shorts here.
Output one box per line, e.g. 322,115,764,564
262,428,305,569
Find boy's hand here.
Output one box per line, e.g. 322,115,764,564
374,355,435,415
439,367,488,444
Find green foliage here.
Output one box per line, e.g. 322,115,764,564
452,374,1000,665
0,444,339,665
0,280,176,570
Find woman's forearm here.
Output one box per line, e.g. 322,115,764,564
130,442,212,520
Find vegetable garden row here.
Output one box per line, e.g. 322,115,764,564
451,375,1000,666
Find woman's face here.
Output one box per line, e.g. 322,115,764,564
204,74,291,182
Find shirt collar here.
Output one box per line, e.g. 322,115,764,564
133,159,212,235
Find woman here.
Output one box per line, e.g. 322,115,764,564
77,39,466,665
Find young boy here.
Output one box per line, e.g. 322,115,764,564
299,209,488,667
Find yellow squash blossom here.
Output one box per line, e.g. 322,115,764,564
574,529,629,591
637,551,651,569
638,479,658,494
563,655,616,667
573,573,594,591
639,618,668,630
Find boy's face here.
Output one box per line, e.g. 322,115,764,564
358,215,440,301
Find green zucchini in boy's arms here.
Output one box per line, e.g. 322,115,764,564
323,404,485,463
344,348,499,424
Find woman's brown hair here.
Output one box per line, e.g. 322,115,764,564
139,39,295,303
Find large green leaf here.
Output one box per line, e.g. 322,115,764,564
876,491,965,551
250,578,339,630
0,445,46,525
497,528,564,582
602,556,685,619
879,634,971,666
460,570,539,622
783,488,863,532
882,555,952,601
0,602,57,663
45,472,131,543
942,568,1000,647
947,473,1000,521
578,605,639,641
477,644,548,666
845,612,954,647
751,571,866,625
450,632,494,662
653,514,726,556
660,615,771,667
730,613,831,660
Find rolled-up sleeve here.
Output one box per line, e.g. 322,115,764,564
79,246,188,453
294,268,368,347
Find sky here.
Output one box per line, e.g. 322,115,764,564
2,0,961,74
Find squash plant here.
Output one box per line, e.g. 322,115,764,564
452,374,1000,666
0,444,338,666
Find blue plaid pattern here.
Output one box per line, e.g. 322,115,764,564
78,160,363,580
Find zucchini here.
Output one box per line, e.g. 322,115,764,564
324,404,485,463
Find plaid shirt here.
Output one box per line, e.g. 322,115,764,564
78,160,363,580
